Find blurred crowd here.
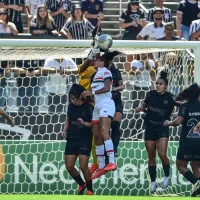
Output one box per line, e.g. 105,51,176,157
0,0,197,113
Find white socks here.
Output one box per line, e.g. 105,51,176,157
96,144,105,169
104,139,115,164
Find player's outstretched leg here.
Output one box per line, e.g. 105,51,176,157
65,155,86,195
92,122,108,179
177,159,200,196
156,138,170,189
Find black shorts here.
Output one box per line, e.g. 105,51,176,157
177,143,200,161
144,129,169,141
114,99,123,114
65,138,92,156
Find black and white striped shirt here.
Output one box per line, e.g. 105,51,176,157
63,19,94,39
46,0,71,31
147,6,172,23
189,19,200,38
4,0,25,22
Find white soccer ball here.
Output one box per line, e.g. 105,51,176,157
98,34,113,51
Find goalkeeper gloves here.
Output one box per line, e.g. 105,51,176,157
88,44,100,60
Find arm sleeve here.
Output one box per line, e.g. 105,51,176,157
144,91,151,104
81,0,87,12
99,1,103,12
44,58,52,67
67,58,77,69
103,70,112,81
116,69,122,81
177,2,184,13
63,21,71,32
119,11,126,21
30,18,38,34
178,104,187,119
138,24,150,38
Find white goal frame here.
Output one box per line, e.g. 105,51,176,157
0,39,199,84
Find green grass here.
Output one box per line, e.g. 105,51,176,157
0,196,196,200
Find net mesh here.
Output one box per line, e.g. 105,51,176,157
0,45,195,196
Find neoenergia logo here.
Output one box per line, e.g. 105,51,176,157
0,145,5,182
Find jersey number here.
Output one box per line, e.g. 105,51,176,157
187,118,200,138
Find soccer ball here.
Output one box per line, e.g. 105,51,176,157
98,34,113,51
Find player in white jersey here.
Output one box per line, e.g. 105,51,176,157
82,52,117,179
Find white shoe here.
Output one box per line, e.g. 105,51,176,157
162,176,170,189
191,180,200,197
150,182,157,193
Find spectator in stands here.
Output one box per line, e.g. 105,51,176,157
82,0,104,31
176,0,200,40
0,8,18,35
25,0,46,32
189,19,200,40
60,4,94,39
16,60,43,113
0,0,25,33
157,23,181,40
43,57,77,113
119,0,146,40
131,53,155,108
147,0,172,23
46,0,71,32
30,5,58,36
137,8,165,40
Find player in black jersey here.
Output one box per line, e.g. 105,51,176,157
104,51,124,157
164,83,200,197
61,83,93,195
136,71,179,193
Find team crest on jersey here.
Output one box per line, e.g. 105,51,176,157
95,5,99,10
163,100,168,104
104,71,110,75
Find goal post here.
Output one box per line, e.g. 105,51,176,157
0,39,199,196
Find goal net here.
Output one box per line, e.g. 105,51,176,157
0,39,199,195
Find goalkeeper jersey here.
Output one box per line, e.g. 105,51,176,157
78,64,96,90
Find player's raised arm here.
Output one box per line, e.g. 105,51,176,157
0,108,14,126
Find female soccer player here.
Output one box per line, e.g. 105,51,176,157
103,51,124,157
82,52,117,179
164,83,200,197
136,71,179,193
61,83,94,195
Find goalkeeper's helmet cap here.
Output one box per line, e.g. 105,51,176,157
71,4,82,13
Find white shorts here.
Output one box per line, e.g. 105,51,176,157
92,99,115,122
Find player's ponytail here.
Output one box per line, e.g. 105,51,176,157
175,83,200,102
158,70,168,85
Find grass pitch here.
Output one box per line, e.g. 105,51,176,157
0,196,195,200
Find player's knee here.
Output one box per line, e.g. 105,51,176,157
79,163,88,172
158,151,167,159
65,162,74,172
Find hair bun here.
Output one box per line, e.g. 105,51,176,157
160,71,168,79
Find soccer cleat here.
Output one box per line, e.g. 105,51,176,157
89,164,99,174
103,163,117,171
87,190,93,195
150,182,157,193
162,176,170,189
91,168,108,179
77,183,86,195
191,180,200,197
